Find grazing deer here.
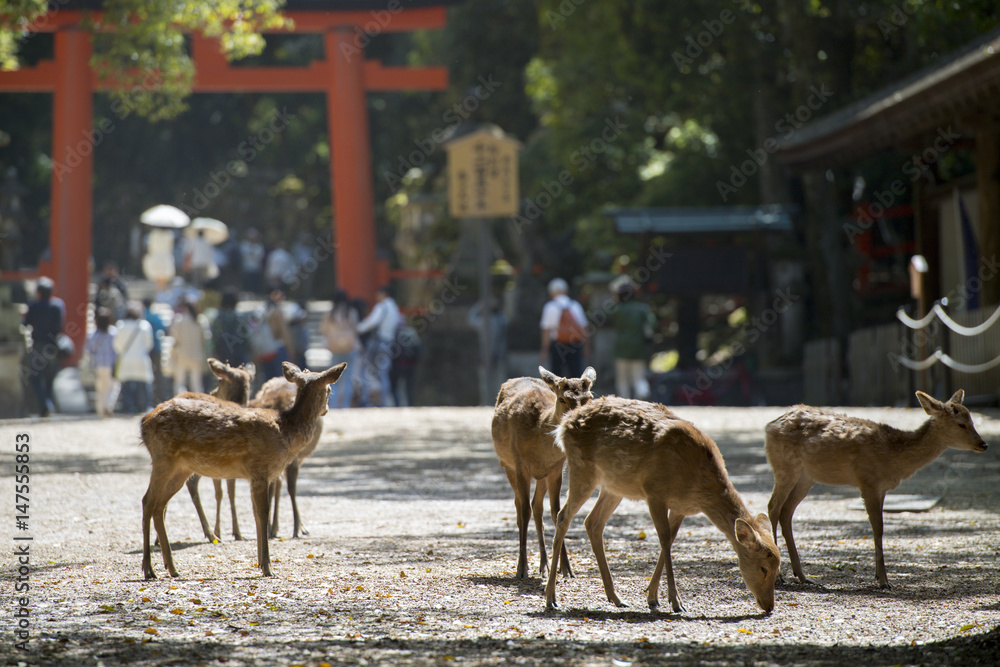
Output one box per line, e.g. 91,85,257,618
248,377,324,539
175,359,255,543
492,366,597,579
765,389,988,589
140,362,346,579
546,396,779,614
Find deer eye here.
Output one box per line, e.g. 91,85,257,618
761,567,768,576
958,423,967,429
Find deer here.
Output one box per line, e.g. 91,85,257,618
248,376,324,539
765,389,988,589
173,359,255,543
546,395,780,614
140,361,346,580
492,366,597,579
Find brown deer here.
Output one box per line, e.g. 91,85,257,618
765,389,988,589
248,377,324,539
491,366,597,579
175,359,255,543
546,396,779,614
140,362,346,579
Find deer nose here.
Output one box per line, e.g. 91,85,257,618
975,441,988,452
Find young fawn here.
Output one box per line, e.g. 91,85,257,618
248,377,324,539
492,366,597,579
765,389,988,589
547,396,779,614
175,359,255,543
140,362,346,579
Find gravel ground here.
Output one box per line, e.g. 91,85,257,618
1,404,998,666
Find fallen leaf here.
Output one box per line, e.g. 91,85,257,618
637,531,647,540
960,623,981,632
144,628,158,635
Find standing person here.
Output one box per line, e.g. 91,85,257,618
211,286,248,366
114,302,154,414
539,277,587,378
185,230,218,288
390,318,421,407
22,276,64,417
94,277,126,321
610,277,655,399
265,241,295,292
85,307,118,417
321,289,360,408
170,300,208,395
142,298,168,404
101,261,129,302
248,289,292,382
239,228,265,294
291,232,315,301
356,285,400,407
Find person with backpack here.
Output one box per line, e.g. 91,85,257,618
539,277,588,378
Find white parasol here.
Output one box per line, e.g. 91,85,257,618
140,204,190,228
185,217,229,245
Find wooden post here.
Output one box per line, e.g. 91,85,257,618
328,28,377,305
975,116,1000,307
49,28,93,363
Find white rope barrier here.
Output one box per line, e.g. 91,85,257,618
896,301,1000,336
894,348,1000,373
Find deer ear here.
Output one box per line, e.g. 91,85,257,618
947,389,965,405
282,362,305,384
207,358,228,379
539,366,560,388
754,513,772,534
735,518,760,548
582,366,597,384
916,391,944,415
321,362,347,385
243,363,256,381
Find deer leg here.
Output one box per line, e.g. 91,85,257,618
647,502,686,612
648,510,686,611
228,479,243,541
861,487,890,589
144,469,191,580
531,476,549,578
767,468,800,584
504,466,532,579
545,462,599,610
286,460,308,538
251,478,273,576
545,466,573,578
584,489,626,608
185,474,218,543
269,477,283,539
780,476,815,584
212,478,224,541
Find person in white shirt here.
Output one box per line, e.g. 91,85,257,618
539,277,588,378
356,286,400,407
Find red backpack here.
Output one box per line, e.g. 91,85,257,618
556,305,585,344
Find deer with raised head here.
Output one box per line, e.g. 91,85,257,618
765,389,988,589
248,376,324,539
174,359,255,543
492,366,597,579
546,396,779,614
140,362,346,579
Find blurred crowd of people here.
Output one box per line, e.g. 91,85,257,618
20,256,422,417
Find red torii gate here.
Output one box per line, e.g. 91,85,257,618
0,6,449,358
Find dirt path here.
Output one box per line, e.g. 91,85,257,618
1,405,998,666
